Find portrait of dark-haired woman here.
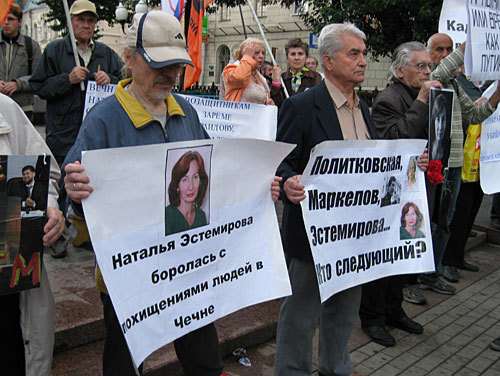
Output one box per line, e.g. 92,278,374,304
165,151,209,236
400,202,425,240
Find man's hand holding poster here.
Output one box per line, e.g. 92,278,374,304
299,140,434,303
81,138,294,367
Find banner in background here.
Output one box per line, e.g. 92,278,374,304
181,94,277,140
0,0,14,24
82,81,116,122
479,81,500,194
184,0,213,89
161,0,185,19
465,0,500,81
439,0,468,48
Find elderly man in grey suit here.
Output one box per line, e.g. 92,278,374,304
274,22,376,376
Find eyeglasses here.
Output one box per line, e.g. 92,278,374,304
408,62,433,71
4,16,19,22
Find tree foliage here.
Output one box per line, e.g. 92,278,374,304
211,0,442,58
42,0,161,33
41,0,443,57
278,0,443,58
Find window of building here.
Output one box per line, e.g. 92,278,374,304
220,5,230,21
255,0,266,17
33,23,38,41
216,45,231,84
293,0,308,15
44,25,48,40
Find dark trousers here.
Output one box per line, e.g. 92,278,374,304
443,181,483,267
0,293,25,376
100,293,223,376
359,274,408,327
492,193,500,220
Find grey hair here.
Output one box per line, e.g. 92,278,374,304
121,46,139,79
318,22,366,68
388,41,427,84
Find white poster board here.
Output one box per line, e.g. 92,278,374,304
81,138,293,367
300,140,434,302
465,0,500,81
82,81,117,121
181,95,277,141
479,81,500,193
439,0,468,48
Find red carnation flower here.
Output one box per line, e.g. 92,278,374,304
427,160,443,185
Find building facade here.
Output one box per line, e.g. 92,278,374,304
18,1,390,91
203,2,390,90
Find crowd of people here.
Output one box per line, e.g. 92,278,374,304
1,0,500,375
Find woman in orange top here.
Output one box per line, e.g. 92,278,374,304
223,38,281,104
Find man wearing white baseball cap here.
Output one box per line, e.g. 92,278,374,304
62,11,224,376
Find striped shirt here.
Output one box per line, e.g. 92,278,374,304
431,48,494,168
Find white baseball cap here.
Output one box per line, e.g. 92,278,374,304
126,11,193,69
69,0,98,18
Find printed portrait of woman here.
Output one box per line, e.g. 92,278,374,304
400,201,425,240
405,156,418,191
429,90,453,164
165,149,211,236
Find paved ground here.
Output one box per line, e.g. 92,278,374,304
221,241,500,376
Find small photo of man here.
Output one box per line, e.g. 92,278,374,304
164,145,213,236
380,176,401,207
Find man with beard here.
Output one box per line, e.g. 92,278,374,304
7,165,47,211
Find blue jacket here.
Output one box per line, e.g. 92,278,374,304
64,78,209,220
63,78,210,294
64,78,209,166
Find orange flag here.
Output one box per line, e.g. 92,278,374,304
0,0,14,24
184,0,213,90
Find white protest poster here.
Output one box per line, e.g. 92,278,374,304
82,81,117,121
81,138,293,367
439,0,468,48
479,81,500,193
465,0,500,81
181,95,277,140
300,140,434,302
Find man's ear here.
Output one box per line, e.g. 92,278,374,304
321,54,334,72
